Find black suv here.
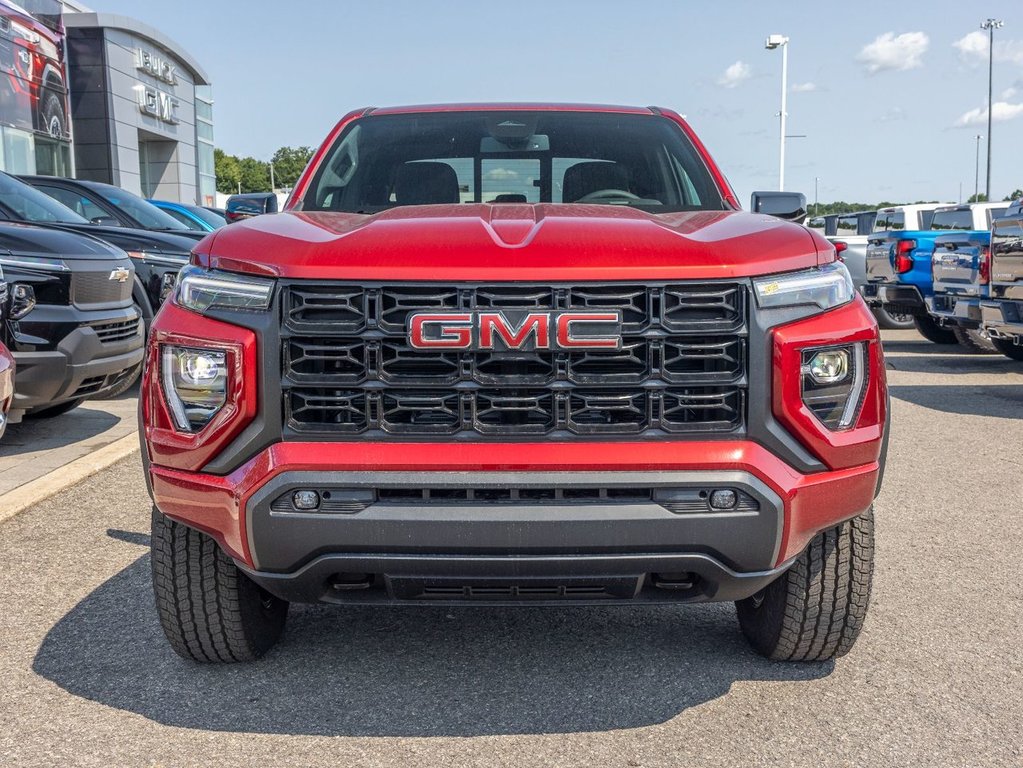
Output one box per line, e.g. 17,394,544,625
0,221,143,421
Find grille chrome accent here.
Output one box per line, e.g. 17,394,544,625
281,282,748,438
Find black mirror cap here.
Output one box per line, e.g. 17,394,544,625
225,192,279,223
750,191,807,223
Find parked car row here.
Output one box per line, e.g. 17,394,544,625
0,173,215,435
857,200,1022,359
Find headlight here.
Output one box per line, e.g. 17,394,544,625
176,265,274,313
10,284,36,319
753,261,854,311
161,345,228,432
800,343,866,430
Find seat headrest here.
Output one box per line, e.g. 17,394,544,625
394,162,460,206
562,162,629,203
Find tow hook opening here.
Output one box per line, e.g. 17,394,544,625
329,573,374,591
651,572,697,591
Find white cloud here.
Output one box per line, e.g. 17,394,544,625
1004,86,1019,100
717,60,751,89
953,31,1023,65
954,101,1023,127
857,32,929,74
791,82,817,92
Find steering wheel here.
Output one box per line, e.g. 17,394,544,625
575,188,642,203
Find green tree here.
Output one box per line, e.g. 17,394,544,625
1004,189,1023,201
967,193,988,203
214,148,242,194
238,156,271,192
270,146,315,190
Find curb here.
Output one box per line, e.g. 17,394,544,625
0,433,140,525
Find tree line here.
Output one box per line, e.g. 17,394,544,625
214,146,315,194
811,189,1022,217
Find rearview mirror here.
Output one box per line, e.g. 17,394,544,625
750,191,807,223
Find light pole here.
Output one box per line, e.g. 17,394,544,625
814,176,819,216
765,34,789,191
981,18,1003,200
974,134,983,200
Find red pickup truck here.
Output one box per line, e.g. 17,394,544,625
141,104,887,663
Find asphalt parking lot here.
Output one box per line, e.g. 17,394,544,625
0,330,1020,767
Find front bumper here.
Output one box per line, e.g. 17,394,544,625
861,283,926,316
149,441,881,606
981,299,1023,342
10,308,144,415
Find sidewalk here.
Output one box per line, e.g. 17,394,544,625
0,389,139,499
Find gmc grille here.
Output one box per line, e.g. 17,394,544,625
280,282,748,439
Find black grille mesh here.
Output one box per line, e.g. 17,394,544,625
281,282,747,438
71,270,133,306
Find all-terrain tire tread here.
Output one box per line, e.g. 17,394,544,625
150,507,287,663
736,507,874,661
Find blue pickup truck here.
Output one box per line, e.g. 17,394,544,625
864,202,1007,347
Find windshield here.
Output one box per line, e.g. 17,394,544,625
185,205,227,228
91,183,191,230
0,172,89,224
301,111,726,213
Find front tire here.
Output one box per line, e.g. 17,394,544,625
151,507,288,662
912,315,958,345
992,337,1023,361
93,362,141,399
736,507,874,661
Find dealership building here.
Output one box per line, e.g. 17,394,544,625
0,0,214,205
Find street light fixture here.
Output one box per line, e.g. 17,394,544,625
765,34,790,191
981,18,1003,200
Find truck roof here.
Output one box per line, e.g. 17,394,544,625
876,203,953,215
934,202,1010,213
368,103,659,116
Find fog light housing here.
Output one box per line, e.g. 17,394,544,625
709,489,738,510
161,345,227,432
801,343,866,430
292,490,320,510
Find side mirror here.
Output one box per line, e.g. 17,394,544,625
225,192,279,223
90,215,121,227
750,191,807,223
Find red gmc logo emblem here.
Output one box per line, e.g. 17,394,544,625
409,311,622,351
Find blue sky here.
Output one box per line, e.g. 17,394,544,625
102,0,1023,204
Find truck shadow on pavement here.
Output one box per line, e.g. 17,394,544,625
0,408,120,458
32,552,833,737
889,384,1023,418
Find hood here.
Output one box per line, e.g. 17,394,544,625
0,221,126,261
195,205,829,281
45,223,196,257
